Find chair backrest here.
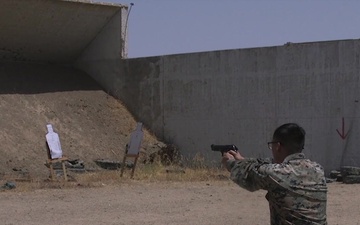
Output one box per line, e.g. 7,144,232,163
127,122,144,155
45,124,63,159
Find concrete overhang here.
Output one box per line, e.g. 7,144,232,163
0,0,127,64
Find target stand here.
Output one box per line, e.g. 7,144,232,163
45,124,68,181
120,123,144,179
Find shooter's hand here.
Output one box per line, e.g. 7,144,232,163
221,152,234,172
221,150,245,172
227,150,244,160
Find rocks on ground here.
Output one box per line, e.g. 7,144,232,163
328,166,360,184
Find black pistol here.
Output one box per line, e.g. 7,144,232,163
211,144,238,155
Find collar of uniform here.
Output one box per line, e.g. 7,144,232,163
282,152,305,163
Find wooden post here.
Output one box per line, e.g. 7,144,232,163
120,145,128,177
47,157,68,181
131,155,139,178
61,160,68,182
120,153,140,179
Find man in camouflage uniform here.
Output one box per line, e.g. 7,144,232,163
222,123,327,225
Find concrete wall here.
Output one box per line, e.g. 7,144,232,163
75,7,128,85
0,0,126,64
103,39,360,173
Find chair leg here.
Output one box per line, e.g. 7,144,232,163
49,163,56,181
61,161,68,181
130,156,139,179
120,155,127,177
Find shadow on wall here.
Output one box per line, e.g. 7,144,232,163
0,62,101,94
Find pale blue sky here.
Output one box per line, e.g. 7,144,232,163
102,0,360,58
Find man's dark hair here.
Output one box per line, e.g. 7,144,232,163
273,123,305,154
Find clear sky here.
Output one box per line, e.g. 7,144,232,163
101,0,360,58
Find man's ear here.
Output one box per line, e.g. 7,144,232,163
277,143,289,156
274,142,281,151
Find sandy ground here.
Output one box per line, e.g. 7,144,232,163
0,181,359,225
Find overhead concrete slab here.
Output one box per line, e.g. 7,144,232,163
0,0,127,64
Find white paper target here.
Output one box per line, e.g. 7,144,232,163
45,124,63,159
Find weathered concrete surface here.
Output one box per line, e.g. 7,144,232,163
0,0,127,64
101,39,360,173
75,6,128,89
87,57,164,134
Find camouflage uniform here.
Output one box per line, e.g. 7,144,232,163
227,153,327,225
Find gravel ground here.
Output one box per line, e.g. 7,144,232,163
0,181,359,225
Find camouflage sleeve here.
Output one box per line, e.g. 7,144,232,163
226,158,272,192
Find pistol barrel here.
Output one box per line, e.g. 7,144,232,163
211,144,238,152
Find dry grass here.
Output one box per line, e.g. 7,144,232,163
1,159,229,192
74,160,228,184
0,152,228,192
134,163,228,182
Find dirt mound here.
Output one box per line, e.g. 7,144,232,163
0,62,163,179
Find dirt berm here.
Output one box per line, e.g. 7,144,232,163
0,62,163,179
